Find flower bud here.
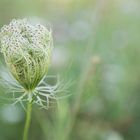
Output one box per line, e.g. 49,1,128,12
0,19,53,91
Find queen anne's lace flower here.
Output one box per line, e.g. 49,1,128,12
0,19,53,91
0,19,67,110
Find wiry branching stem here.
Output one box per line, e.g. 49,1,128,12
23,101,32,140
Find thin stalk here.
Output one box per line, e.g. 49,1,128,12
63,1,109,139
23,101,32,140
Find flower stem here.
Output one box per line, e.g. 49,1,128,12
23,101,32,140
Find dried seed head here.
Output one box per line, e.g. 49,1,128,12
0,19,53,91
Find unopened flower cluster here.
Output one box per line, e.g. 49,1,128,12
0,19,53,91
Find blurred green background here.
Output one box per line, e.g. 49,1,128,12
0,0,140,140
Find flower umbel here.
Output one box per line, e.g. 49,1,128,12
0,18,69,140
0,19,53,91
0,18,62,110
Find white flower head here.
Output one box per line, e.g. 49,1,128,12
0,18,53,91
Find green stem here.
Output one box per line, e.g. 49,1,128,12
23,101,32,140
